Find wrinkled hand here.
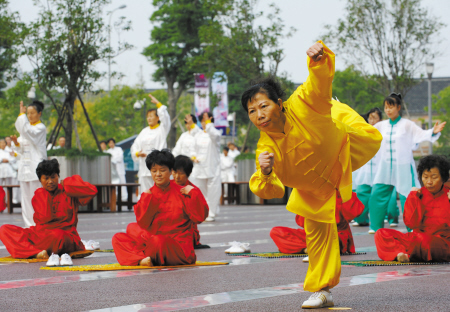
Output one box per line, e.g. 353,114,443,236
2,159,9,163
193,158,199,163
306,42,324,62
138,151,147,158
9,151,14,157
259,151,274,175
148,93,160,105
144,189,152,194
19,101,26,114
433,121,446,134
10,135,18,145
181,185,194,195
411,187,420,192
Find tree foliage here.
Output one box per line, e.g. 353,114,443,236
22,0,132,149
323,0,444,99
432,85,450,154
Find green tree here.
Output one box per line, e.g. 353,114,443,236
432,85,450,154
0,0,25,97
333,66,385,114
143,0,226,147
22,0,132,149
323,0,444,99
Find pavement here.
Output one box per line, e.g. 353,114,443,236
0,204,449,312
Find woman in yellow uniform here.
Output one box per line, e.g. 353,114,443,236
242,42,382,309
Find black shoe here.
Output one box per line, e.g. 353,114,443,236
194,244,211,249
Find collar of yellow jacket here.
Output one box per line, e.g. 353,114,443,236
149,123,160,130
264,112,293,138
30,120,41,126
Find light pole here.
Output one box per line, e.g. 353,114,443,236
107,5,126,92
426,62,434,155
134,99,147,128
27,86,36,100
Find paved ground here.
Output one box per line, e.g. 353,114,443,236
0,204,449,312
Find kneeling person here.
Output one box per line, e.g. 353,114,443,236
112,150,209,266
172,155,210,249
0,159,97,260
375,155,450,262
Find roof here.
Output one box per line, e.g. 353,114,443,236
403,77,450,115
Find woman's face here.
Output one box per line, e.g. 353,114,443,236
247,93,283,133
150,164,171,187
384,102,401,120
0,140,5,150
368,112,381,126
172,169,188,186
421,167,443,194
27,106,42,124
147,111,159,127
40,173,59,193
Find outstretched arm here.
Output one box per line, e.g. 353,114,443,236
64,175,98,206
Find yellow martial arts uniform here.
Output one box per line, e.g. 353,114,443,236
249,41,382,292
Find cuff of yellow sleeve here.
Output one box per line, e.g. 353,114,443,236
191,156,196,161
15,143,20,147
14,152,18,157
258,169,275,181
205,120,211,125
135,152,139,157
190,124,196,130
19,113,25,116
156,102,162,108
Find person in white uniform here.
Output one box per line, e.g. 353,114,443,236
106,138,128,201
4,137,20,203
131,94,171,194
227,142,240,181
220,147,235,183
0,139,16,186
368,93,446,233
192,112,222,221
11,100,47,227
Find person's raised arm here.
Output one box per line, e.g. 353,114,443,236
403,190,424,230
411,120,445,145
134,190,159,230
180,186,209,224
148,93,171,137
63,175,98,206
15,102,46,145
249,145,285,199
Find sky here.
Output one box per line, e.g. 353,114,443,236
8,0,450,90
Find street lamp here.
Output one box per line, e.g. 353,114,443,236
426,62,434,155
107,4,126,92
27,86,36,99
227,112,236,143
134,99,147,128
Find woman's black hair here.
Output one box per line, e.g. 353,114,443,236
366,107,382,122
241,77,286,113
145,149,175,171
99,140,106,145
36,159,60,180
384,92,402,107
223,146,229,152
147,109,161,124
190,114,197,124
417,155,450,185
200,111,214,123
173,155,193,177
29,100,44,114
107,138,115,144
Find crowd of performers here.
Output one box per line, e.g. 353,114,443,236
0,40,450,310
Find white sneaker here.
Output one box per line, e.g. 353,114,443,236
46,253,60,267
384,219,388,223
225,241,251,254
205,216,215,222
368,229,376,234
351,221,360,226
302,290,334,308
83,240,100,250
390,223,398,227
302,256,309,263
60,253,73,266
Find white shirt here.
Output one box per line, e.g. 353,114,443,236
131,105,171,177
373,117,440,197
192,123,222,179
172,125,200,157
13,114,47,182
0,148,16,178
106,146,126,178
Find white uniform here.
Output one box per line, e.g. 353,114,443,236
13,114,47,227
228,148,240,180
4,145,20,203
131,105,171,193
172,124,200,185
192,122,222,219
0,148,16,185
106,146,128,201
373,117,440,197
220,153,235,183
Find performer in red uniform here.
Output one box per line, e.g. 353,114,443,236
0,159,97,259
270,192,364,254
0,186,5,213
172,155,210,249
375,155,450,262
112,149,209,266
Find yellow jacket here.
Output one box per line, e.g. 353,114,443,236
249,41,382,223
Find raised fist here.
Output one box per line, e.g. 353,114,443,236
306,42,324,62
259,151,274,175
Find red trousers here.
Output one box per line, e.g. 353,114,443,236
112,223,196,266
375,228,450,262
0,224,84,258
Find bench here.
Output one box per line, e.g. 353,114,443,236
221,182,264,205
3,183,139,213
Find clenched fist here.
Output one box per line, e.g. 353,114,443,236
259,151,274,175
306,42,324,62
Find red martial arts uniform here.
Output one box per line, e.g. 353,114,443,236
112,181,209,266
186,179,209,246
375,186,450,262
0,175,97,258
270,192,364,254
0,186,5,213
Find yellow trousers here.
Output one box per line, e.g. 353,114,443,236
303,218,341,292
